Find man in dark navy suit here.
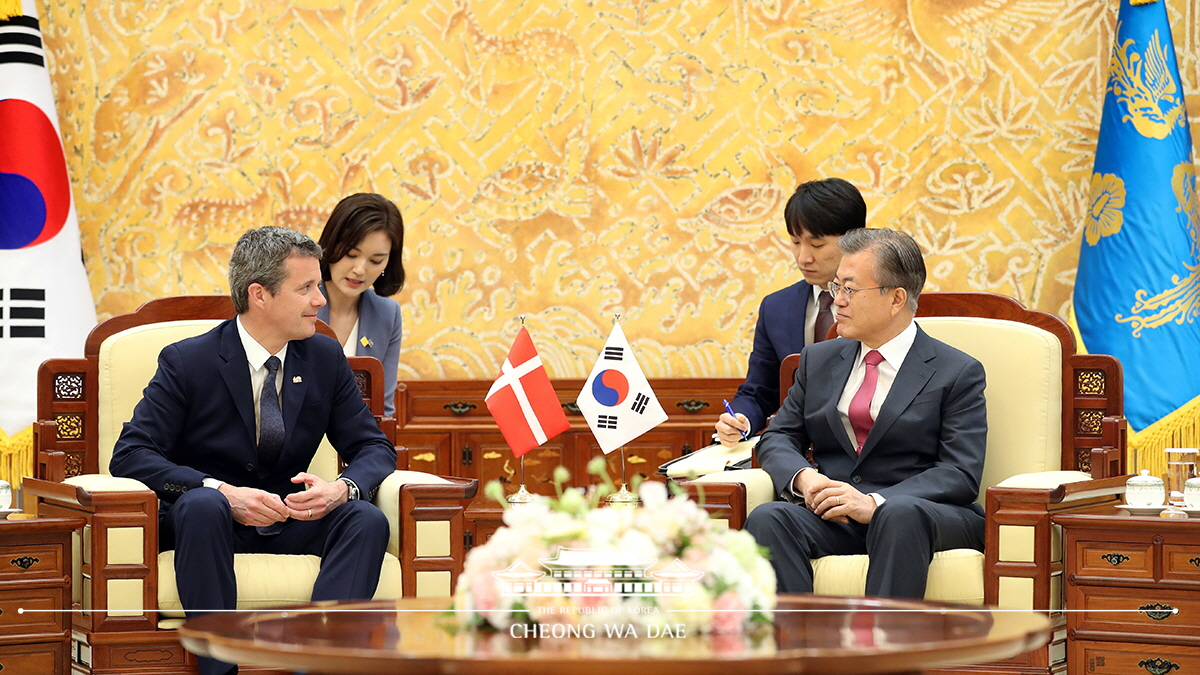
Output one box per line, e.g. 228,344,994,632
111,227,396,675
715,178,867,445
746,228,987,599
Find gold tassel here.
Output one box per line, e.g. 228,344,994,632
1065,303,1090,355
1130,0,1160,4
1128,392,1200,480
0,0,23,22
0,425,34,495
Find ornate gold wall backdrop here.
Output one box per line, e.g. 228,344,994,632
43,0,1200,381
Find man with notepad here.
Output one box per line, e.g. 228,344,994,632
714,178,867,446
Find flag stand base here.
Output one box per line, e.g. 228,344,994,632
607,483,639,508
507,484,536,506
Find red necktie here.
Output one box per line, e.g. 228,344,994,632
848,349,884,452
813,290,835,343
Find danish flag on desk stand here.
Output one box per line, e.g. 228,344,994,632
577,323,668,454
485,327,571,457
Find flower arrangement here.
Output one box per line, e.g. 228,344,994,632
453,459,776,636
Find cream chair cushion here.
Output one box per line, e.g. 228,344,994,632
97,320,225,473
696,316,1065,604
812,548,986,604
156,551,403,618
917,316,1063,496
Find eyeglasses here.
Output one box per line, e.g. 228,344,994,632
829,282,890,300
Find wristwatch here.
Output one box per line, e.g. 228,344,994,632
338,476,361,501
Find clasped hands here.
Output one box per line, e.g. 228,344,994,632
794,468,876,524
217,473,348,527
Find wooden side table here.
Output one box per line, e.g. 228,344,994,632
0,517,85,675
1054,509,1200,675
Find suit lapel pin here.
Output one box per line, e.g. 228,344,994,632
360,336,373,348
292,376,302,383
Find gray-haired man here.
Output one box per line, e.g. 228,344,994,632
746,228,987,599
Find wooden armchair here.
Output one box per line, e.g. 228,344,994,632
22,296,477,675
682,292,1128,675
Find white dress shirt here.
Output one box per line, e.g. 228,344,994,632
341,318,360,358
836,320,918,445
202,317,288,491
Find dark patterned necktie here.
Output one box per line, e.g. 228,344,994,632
813,290,835,343
258,356,284,468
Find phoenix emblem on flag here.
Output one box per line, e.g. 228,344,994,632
1108,27,1187,140
1116,161,1200,337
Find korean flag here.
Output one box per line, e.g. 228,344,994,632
576,323,668,454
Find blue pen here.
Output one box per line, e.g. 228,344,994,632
722,399,750,441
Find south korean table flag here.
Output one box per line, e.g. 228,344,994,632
577,323,668,453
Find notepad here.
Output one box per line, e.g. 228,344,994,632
661,437,760,478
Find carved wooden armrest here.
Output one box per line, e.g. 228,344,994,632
35,448,67,487
377,474,477,597
23,477,160,634
1089,416,1127,478
984,475,1126,609
677,479,748,529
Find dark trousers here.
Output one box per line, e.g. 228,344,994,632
744,494,984,598
162,488,390,675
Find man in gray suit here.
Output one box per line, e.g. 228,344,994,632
746,228,987,599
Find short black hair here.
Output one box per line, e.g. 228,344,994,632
784,178,867,239
318,193,406,297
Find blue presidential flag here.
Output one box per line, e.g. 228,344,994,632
0,0,96,445
1075,0,1200,453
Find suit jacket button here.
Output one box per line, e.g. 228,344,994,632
246,464,255,472
851,475,862,484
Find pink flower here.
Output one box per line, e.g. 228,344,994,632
711,591,746,634
471,569,498,613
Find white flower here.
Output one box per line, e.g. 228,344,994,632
638,481,669,508
455,481,775,633
616,528,659,562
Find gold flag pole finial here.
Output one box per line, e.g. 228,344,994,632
519,314,526,326
613,313,621,325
